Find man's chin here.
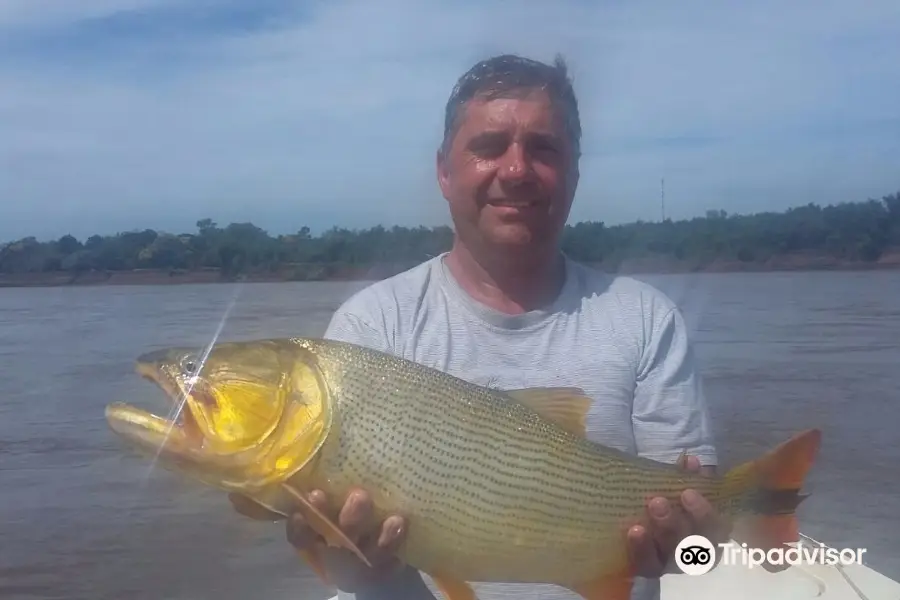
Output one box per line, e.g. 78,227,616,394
485,223,552,249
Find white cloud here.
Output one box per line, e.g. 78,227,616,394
0,0,177,29
0,0,898,241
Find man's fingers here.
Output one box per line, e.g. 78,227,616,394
377,515,406,552
627,524,664,577
681,489,712,523
648,496,691,561
338,488,374,543
307,489,330,512
682,455,702,473
352,514,408,572
682,489,730,542
281,488,410,591
286,511,321,550
628,455,727,580
285,489,331,550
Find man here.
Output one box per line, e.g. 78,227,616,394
282,54,721,600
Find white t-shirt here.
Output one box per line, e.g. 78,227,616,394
324,253,717,600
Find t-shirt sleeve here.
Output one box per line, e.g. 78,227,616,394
632,305,718,467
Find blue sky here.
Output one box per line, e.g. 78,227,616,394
1,0,899,242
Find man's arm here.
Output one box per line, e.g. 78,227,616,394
627,304,725,577
632,306,717,468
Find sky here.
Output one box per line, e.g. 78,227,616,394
1,0,899,242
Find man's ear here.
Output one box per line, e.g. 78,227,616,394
569,156,580,193
436,148,451,200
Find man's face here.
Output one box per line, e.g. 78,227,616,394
437,89,578,256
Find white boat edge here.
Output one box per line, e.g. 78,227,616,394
321,533,900,600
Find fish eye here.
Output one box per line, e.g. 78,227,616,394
181,356,200,375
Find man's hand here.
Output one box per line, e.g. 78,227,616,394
285,488,407,592
626,456,729,578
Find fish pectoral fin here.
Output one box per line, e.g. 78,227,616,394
227,493,284,521
296,547,333,587
504,387,592,437
570,567,635,600
227,492,336,587
280,483,373,568
429,574,477,600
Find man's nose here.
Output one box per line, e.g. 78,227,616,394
496,143,533,182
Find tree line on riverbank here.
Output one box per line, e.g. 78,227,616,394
2,191,899,281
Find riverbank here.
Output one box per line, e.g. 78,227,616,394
3,249,900,288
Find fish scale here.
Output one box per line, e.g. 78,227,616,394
294,338,729,584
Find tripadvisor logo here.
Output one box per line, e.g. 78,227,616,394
674,535,717,575
674,534,867,575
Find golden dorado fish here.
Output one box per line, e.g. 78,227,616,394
105,337,822,600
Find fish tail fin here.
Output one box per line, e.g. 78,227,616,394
723,428,822,571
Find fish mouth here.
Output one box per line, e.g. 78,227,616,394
105,361,205,457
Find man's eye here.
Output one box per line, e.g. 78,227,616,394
529,139,559,155
471,141,507,158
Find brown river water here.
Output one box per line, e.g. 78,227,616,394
1,271,898,599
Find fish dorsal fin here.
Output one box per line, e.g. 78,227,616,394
504,387,592,437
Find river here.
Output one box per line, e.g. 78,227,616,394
1,271,898,599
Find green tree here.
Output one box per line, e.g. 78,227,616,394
2,189,899,280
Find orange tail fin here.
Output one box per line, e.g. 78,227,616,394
729,428,822,571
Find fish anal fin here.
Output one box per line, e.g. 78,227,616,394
571,567,635,600
280,483,372,568
296,547,332,587
504,387,592,437
429,574,477,600
227,493,284,521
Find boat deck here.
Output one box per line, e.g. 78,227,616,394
324,536,900,599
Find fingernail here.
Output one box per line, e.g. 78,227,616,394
378,518,403,547
649,498,669,518
683,489,701,508
388,516,404,538
308,490,327,507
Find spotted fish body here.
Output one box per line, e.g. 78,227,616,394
106,337,821,600
266,339,818,592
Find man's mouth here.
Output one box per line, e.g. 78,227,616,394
489,199,542,208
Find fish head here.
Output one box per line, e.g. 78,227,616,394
105,338,334,490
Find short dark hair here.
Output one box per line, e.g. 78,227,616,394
440,53,582,159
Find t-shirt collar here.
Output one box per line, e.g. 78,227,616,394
435,251,578,331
